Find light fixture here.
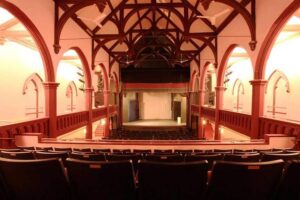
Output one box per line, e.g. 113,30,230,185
100,118,106,125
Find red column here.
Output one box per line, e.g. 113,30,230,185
85,88,93,139
44,82,59,138
198,90,205,139
103,90,110,138
250,80,267,139
214,86,225,140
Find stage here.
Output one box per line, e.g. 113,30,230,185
122,119,186,131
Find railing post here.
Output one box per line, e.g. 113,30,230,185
198,90,205,139
103,90,110,138
250,80,267,139
215,86,226,140
85,88,94,139
43,82,59,138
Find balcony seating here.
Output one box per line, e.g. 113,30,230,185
66,159,135,200
224,153,261,162
0,151,35,160
35,147,53,151
93,148,111,153
35,151,69,165
53,147,72,152
185,153,223,170
206,160,285,200
106,153,142,172
261,152,300,162
174,149,193,154
153,149,173,154
0,158,71,200
133,149,152,154
72,148,92,153
112,149,131,154
144,154,184,162
276,160,300,200
138,160,208,200
69,152,106,161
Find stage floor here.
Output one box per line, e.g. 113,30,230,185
123,119,186,127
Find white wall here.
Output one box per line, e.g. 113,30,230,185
139,92,172,120
0,41,45,124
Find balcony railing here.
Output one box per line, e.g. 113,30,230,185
191,105,199,114
201,107,216,120
56,111,89,135
219,110,252,137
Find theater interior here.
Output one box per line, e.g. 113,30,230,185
0,0,300,199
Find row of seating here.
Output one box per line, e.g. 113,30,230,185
0,157,299,200
9,146,294,154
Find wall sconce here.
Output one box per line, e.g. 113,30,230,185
100,118,106,125
219,127,224,134
202,119,207,125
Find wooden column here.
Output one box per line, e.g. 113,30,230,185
103,90,110,138
198,90,205,139
44,82,59,138
214,86,226,140
250,80,267,139
85,88,93,139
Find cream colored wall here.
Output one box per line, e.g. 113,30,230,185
0,41,45,124
139,92,172,120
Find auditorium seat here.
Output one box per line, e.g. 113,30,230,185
185,153,223,170
0,158,71,200
35,151,69,164
138,160,208,200
69,152,106,161
0,151,35,160
261,152,300,162
53,147,72,152
35,147,53,151
72,148,92,153
17,146,35,151
133,149,152,154
106,153,142,172
112,149,131,153
174,149,193,154
144,154,184,162
0,149,22,152
213,149,232,154
224,153,261,162
66,159,135,200
206,160,285,200
153,149,173,154
93,148,111,153
276,160,300,200
233,149,255,153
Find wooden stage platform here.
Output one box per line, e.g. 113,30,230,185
122,119,186,131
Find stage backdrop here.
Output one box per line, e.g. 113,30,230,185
139,92,172,120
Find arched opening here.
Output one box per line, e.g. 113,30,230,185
203,63,216,107
93,64,105,108
222,47,253,113
192,76,200,105
109,76,117,105
0,7,47,124
56,49,86,114
264,10,300,121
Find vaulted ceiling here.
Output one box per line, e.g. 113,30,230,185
54,0,256,69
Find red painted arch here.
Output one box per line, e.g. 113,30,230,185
0,1,55,82
70,47,92,88
112,72,119,93
190,70,198,91
216,44,239,86
96,63,109,91
199,62,213,91
255,0,300,80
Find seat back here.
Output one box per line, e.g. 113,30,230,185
224,153,260,162
138,160,208,200
145,154,184,162
112,149,131,154
69,152,106,161
261,153,300,162
66,159,135,200
133,149,152,154
35,147,53,151
153,149,173,154
174,149,193,154
185,154,223,170
53,147,72,152
72,148,92,153
206,160,284,200
35,151,69,165
0,158,71,200
0,151,35,160
93,148,111,153
276,160,300,200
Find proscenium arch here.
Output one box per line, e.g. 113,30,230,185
255,1,300,80
0,1,54,82
69,47,92,89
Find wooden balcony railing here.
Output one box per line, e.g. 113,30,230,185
201,107,216,120
0,117,49,148
219,110,252,137
56,111,89,135
259,117,300,138
109,105,118,114
92,107,107,122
